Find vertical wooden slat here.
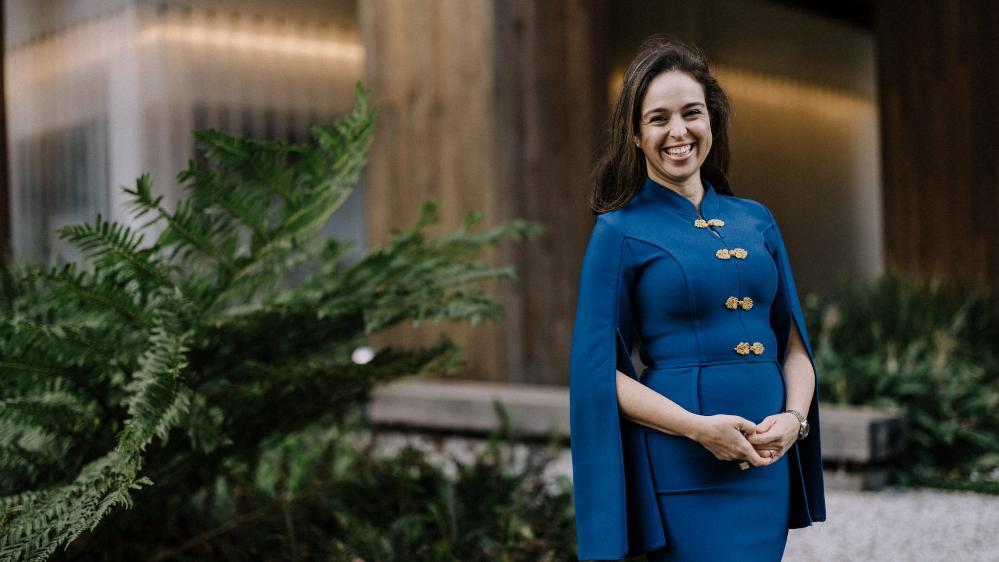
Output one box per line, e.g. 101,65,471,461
875,0,999,284
492,0,609,384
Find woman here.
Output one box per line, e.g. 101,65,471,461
568,37,826,561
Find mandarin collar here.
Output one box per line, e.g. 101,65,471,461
640,176,720,219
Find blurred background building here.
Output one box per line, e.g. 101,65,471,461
1,0,996,384
3,0,364,263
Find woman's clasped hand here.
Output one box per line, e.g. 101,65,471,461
691,413,799,467
746,412,801,459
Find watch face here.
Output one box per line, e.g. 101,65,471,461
799,421,810,440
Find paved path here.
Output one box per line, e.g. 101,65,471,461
785,487,999,561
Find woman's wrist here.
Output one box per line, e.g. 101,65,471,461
679,412,707,442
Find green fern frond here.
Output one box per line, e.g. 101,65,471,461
0,300,189,561
125,175,238,274
1,319,121,369
157,198,238,273
179,159,271,245
122,308,191,446
122,174,164,227
43,265,150,328
56,214,174,290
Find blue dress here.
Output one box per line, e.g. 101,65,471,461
569,176,827,561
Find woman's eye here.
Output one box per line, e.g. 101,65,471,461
650,116,666,123
685,110,702,116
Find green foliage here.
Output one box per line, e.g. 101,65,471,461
42,422,577,562
806,269,999,484
261,425,576,562
0,82,541,560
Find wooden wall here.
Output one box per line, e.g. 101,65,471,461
360,0,608,384
875,0,999,284
0,6,9,263
360,0,502,380
492,0,609,384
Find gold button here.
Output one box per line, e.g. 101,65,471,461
734,341,765,355
695,218,725,228
725,297,753,310
715,248,731,260
731,248,748,259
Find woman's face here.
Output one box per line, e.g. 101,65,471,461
634,70,712,191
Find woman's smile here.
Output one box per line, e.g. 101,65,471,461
663,142,696,160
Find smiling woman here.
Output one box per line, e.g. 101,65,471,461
570,36,826,561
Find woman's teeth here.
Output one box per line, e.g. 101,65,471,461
665,144,694,157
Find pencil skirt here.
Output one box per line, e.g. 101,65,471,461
641,361,792,561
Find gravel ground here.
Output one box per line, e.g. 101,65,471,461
371,432,999,561
784,487,999,562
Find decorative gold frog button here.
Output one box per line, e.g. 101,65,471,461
733,341,765,355
724,297,753,310
694,218,725,228
715,248,747,260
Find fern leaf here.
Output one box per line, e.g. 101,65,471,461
56,215,173,290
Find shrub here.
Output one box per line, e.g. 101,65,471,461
806,269,999,486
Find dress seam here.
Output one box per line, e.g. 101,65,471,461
622,235,704,364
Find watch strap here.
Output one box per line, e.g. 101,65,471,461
784,409,808,440
783,409,805,424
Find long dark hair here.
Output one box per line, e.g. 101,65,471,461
590,36,733,213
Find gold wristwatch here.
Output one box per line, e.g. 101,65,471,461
784,409,809,440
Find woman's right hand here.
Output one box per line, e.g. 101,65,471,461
689,414,773,467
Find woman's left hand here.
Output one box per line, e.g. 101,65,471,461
746,412,799,459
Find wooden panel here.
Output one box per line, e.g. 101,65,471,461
875,0,999,284
492,0,609,384
360,0,502,380
361,0,609,384
0,7,9,263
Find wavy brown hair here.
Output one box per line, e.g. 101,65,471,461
590,36,734,214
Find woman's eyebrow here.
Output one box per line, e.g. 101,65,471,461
642,101,706,118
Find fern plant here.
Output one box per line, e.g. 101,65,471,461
0,82,541,561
